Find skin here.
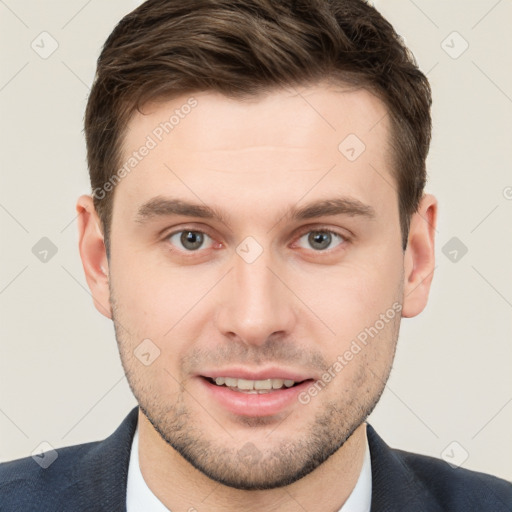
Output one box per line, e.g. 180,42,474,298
76,82,437,511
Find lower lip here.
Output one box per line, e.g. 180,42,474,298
199,377,313,417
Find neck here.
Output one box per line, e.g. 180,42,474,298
137,411,368,512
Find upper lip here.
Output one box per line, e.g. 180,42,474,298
199,367,315,382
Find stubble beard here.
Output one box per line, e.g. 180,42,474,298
110,287,400,490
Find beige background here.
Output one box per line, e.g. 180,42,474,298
1,0,511,481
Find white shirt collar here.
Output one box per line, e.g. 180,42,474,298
126,423,372,512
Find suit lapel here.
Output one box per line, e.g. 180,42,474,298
55,410,447,511
366,424,443,512
66,406,139,512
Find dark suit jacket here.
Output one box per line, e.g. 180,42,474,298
1,406,511,511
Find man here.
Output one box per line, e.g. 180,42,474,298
1,0,511,510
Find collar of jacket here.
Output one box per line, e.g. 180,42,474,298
64,407,444,512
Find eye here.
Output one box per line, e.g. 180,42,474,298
167,230,214,252
295,229,346,251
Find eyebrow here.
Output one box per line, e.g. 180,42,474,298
135,195,375,226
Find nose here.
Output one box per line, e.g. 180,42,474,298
214,247,297,347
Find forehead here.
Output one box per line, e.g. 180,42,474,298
113,83,394,226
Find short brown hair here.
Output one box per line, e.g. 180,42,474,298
84,0,431,256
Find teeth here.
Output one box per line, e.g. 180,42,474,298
254,379,272,390
272,379,284,389
211,377,297,391
237,378,254,390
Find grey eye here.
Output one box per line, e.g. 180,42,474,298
297,230,344,251
168,231,213,251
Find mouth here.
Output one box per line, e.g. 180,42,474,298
201,376,311,394
197,371,316,417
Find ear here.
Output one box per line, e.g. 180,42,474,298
76,195,112,319
402,194,438,318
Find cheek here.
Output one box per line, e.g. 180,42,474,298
298,254,402,340
110,266,194,399
318,307,400,401
110,237,180,317
109,250,216,364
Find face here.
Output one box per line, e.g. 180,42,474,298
102,83,408,489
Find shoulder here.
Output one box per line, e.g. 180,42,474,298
398,447,512,509
366,423,512,511
0,441,100,510
0,406,139,512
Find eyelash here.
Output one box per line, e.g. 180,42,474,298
163,226,351,256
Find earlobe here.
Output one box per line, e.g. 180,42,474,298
76,195,112,319
402,194,438,318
